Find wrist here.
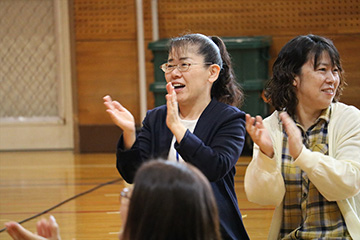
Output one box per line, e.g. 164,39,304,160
291,144,303,160
123,127,136,149
262,148,274,158
171,124,187,143
123,125,136,136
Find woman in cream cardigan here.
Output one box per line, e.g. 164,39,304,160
245,34,360,239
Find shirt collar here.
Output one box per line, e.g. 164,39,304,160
294,106,331,131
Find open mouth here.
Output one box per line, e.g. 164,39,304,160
173,83,185,89
322,89,334,94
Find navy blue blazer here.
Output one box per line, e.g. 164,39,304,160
116,99,249,240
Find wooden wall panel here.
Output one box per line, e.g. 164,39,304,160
76,41,139,125
157,0,360,37
331,34,360,107
74,0,137,40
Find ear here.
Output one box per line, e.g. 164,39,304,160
208,64,221,83
293,75,299,87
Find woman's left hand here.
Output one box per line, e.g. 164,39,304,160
165,82,186,143
279,112,303,159
5,216,61,240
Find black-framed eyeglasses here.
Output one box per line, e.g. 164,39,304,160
160,62,213,73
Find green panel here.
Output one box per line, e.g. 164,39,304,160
149,82,167,107
148,39,169,83
241,89,267,117
221,36,272,49
222,36,272,83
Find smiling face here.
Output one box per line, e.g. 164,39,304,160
165,46,218,106
294,51,340,115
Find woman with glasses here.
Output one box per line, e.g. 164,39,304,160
103,33,249,240
6,160,222,240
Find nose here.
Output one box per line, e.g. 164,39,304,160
165,68,181,83
170,66,182,77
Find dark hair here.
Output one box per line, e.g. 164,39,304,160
168,33,243,107
266,34,345,117
121,160,221,240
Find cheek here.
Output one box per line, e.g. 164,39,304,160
165,73,171,82
336,77,341,87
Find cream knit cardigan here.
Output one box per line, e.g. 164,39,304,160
244,102,360,240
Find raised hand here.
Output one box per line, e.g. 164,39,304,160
103,95,136,149
165,83,186,143
279,112,303,159
245,114,274,158
103,95,135,132
5,216,61,240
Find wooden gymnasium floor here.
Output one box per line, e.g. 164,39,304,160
0,151,273,240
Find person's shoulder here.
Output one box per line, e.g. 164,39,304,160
331,102,360,117
212,100,245,116
330,102,360,132
144,105,167,121
262,110,281,130
263,110,279,122
147,105,167,114
200,100,245,126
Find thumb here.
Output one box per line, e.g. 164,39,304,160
5,221,36,240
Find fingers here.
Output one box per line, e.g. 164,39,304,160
36,219,48,237
166,83,176,101
36,216,60,240
279,112,290,126
246,113,275,157
245,114,255,136
166,83,177,106
5,217,60,240
165,82,181,132
5,221,35,240
48,215,57,227
48,216,60,237
112,100,125,112
246,114,263,126
255,115,264,126
103,95,115,109
103,95,126,112
166,82,173,95
279,112,303,159
245,114,254,126
246,114,264,135
5,222,21,240
103,95,112,102
103,95,115,112
279,112,298,137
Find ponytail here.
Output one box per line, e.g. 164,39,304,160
210,36,243,107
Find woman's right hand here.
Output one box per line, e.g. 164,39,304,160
245,114,274,158
103,95,135,132
103,95,136,149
